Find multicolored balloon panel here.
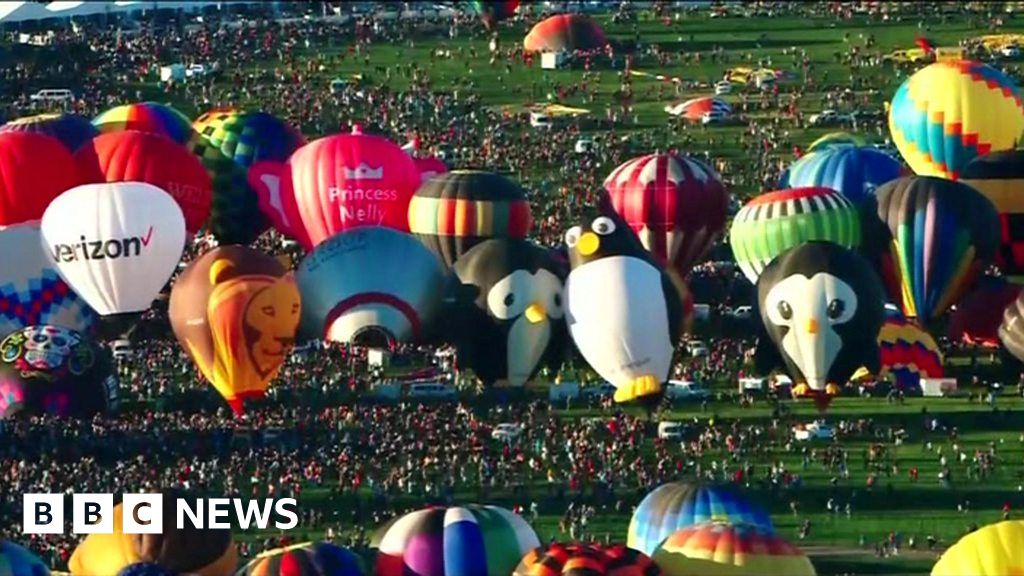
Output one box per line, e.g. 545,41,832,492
523,14,607,52
961,149,1024,273
603,153,729,277
888,60,1024,180
780,146,905,204
864,176,1001,322
0,112,98,152
729,187,861,285
373,505,540,576
651,522,816,576
237,542,364,576
169,246,300,415
854,310,943,392
931,520,1024,576
627,482,774,556
806,132,868,152
409,170,532,269
513,543,661,576
92,102,194,145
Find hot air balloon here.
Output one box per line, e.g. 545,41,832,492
443,239,567,387
862,176,1001,322
0,132,80,227
949,276,1022,347
651,523,816,576
523,14,607,53
0,112,98,152
780,146,905,204
602,153,729,278
296,227,444,347
0,540,49,576
0,325,117,419
92,102,194,145
664,97,731,121
250,128,422,250
754,241,886,408
413,156,448,184
236,542,364,576
513,543,661,576
40,183,187,316
117,564,175,576
852,309,944,393
191,109,305,245
627,481,774,556
932,520,1024,576
372,505,540,576
468,1,519,29
74,131,212,233
888,60,1024,180
729,187,861,285
806,132,869,152
961,149,1024,273
564,211,687,404
0,222,95,338
998,287,1024,363
169,246,300,415
408,170,533,269
69,489,237,576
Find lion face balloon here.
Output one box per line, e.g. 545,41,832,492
169,246,301,415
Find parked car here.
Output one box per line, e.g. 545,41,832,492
407,382,457,402
808,109,853,126
793,421,835,441
574,137,594,154
29,88,73,102
665,380,712,401
728,305,753,320
530,112,554,129
714,80,733,95
110,339,133,361
491,423,523,441
657,421,689,440
687,340,709,357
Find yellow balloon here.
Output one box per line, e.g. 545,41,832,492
932,521,1024,576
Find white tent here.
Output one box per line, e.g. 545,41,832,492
0,1,266,24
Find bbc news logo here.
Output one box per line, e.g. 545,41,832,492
22,494,299,534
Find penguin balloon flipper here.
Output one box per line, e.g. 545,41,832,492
754,336,784,374
661,271,686,339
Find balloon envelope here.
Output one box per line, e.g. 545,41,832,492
296,227,444,346
523,14,607,52
652,523,816,576
40,183,187,316
0,325,117,419
780,146,905,204
888,60,1024,180
0,222,95,339
961,149,1024,273
603,153,729,277
932,520,1024,576
950,276,1021,347
0,132,80,227
0,540,50,576
0,112,98,152
92,102,194,145
513,543,660,576
74,131,212,233
236,542,364,576
169,246,300,415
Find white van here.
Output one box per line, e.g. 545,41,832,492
665,380,712,401
29,89,73,102
111,339,133,361
658,421,689,440
714,81,732,95
529,112,553,130
408,382,456,402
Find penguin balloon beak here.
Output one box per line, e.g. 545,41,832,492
577,232,600,256
806,318,819,334
525,302,547,324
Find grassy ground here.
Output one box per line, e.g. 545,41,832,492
141,8,1024,575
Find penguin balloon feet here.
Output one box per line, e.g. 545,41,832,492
613,374,662,403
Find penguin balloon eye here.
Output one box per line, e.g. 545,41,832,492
777,301,793,321
504,293,515,307
591,216,616,236
564,226,582,248
827,298,850,322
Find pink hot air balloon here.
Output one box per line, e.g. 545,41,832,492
414,156,449,184
249,127,421,250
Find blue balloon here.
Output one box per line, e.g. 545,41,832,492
781,146,905,204
0,540,49,576
117,563,175,576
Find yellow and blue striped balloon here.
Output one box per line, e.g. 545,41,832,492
889,60,1024,180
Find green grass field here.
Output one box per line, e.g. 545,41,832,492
137,7,1024,575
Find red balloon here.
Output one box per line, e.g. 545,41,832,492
413,156,448,184
602,152,729,277
251,130,421,250
74,131,212,233
0,132,79,226
949,277,1022,348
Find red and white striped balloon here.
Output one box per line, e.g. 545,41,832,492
602,153,729,277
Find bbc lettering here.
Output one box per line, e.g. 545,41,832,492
23,494,299,534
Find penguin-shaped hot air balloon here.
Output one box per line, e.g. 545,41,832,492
564,211,685,404
444,239,567,387
754,241,886,409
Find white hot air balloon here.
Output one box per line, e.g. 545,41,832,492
40,182,187,315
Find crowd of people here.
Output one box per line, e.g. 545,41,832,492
2,1,1024,571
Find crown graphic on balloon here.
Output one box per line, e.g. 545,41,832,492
344,163,384,180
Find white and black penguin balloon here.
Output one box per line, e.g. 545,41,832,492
564,210,685,404
443,239,568,387
754,241,886,403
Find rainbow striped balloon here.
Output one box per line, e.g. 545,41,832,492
888,60,1024,180
852,309,943,392
372,505,540,576
651,522,816,576
92,102,194,145
237,542,364,576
